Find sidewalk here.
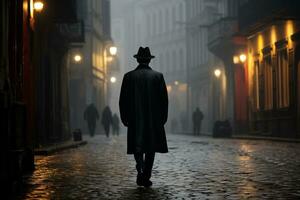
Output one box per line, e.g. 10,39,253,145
35,140,87,155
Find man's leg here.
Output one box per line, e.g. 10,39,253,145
195,124,199,135
134,153,144,186
88,122,93,136
104,126,109,137
91,123,96,136
199,122,202,135
134,153,144,174
143,153,155,181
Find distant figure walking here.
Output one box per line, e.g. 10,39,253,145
119,47,168,187
101,106,113,137
112,113,120,136
192,107,204,135
84,103,99,137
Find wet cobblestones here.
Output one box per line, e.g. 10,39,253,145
17,134,300,199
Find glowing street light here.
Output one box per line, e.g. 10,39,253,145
174,81,179,85
233,56,240,64
74,54,82,63
34,1,44,12
109,46,117,56
214,69,221,78
239,54,247,63
110,76,117,83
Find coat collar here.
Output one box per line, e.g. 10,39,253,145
135,64,152,70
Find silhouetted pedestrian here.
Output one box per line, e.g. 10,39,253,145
192,107,204,135
101,106,113,137
84,103,99,137
112,113,120,136
119,47,168,187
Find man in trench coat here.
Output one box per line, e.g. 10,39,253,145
119,47,168,187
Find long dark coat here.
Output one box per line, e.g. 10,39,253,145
119,64,168,154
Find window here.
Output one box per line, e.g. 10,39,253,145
152,13,156,36
172,6,176,30
165,9,169,32
159,10,163,33
262,54,273,110
275,41,289,108
254,60,260,110
179,3,184,22
146,15,150,37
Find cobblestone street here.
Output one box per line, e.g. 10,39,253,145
17,133,300,200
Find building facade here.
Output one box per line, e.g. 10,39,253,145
185,0,226,133
69,0,113,134
1,0,79,192
208,0,248,134
240,0,300,137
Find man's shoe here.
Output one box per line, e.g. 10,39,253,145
136,174,144,186
142,179,152,187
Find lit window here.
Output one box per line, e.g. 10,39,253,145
276,48,289,108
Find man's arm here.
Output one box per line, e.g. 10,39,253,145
119,74,130,126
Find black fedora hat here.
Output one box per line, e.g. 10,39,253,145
133,47,155,59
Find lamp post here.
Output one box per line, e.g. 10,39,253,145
73,54,82,63
33,1,44,12
239,54,247,63
214,69,221,78
110,76,117,83
103,44,117,107
109,46,117,56
213,68,222,121
233,53,247,64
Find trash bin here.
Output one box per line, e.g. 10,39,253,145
73,129,82,141
213,120,232,138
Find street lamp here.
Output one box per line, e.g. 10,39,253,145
214,69,221,78
239,54,247,63
33,1,44,12
110,76,117,83
233,56,240,64
74,54,82,63
109,46,117,56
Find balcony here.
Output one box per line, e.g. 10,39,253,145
207,17,239,60
239,0,300,33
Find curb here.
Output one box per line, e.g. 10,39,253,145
173,132,300,143
34,140,88,155
230,135,300,143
